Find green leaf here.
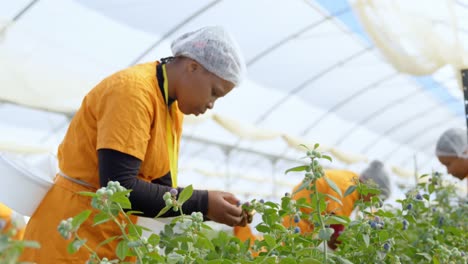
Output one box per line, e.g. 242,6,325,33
125,210,143,216
419,174,430,178
156,205,171,218
279,257,297,264
343,185,357,197
432,255,440,264
375,210,394,218
263,234,276,248
326,194,343,206
195,236,215,251
378,230,389,241
148,234,160,245
273,223,287,232
362,233,369,248
318,227,334,241
333,256,354,264
201,223,213,230
207,260,224,264
326,215,349,225
299,144,311,151
178,185,193,204
96,236,118,249
128,224,142,238
116,240,129,260
314,143,319,149
324,177,342,197
294,180,311,194
67,238,86,254
285,165,309,174
299,258,321,264
71,210,91,229
256,224,270,233
416,253,432,261
77,191,98,197
322,155,332,162
423,194,430,201
93,211,111,226
110,192,132,209
428,183,435,194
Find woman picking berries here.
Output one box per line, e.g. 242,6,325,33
21,26,247,263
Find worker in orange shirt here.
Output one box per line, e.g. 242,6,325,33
234,160,391,250
21,26,247,263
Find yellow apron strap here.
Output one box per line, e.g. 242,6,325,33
161,64,178,187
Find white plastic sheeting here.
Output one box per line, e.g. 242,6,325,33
0,0,467,204
352,0,468,76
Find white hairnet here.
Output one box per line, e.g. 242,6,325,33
359,160,391,200
435,128,468,158
171,26,246,86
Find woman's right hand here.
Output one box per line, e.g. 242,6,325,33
206,190,245,227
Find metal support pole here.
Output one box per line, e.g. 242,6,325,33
270,158,279,200
462,69,468,141
413,154,418,186
222,147,233,192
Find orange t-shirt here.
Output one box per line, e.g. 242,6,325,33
58,61,183,185
21,61,183,263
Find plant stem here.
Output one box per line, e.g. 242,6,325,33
74,233,101,262
107,203,144,262
313,179,328,263
258,244,279,264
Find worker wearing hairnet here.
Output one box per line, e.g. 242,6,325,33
234,160,391,250
21,26,247,263
435,127,468,180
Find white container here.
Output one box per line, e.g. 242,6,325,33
0,153,54,217
137,216,172,238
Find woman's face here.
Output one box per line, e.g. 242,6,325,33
437,156,468,180
176,60,235,116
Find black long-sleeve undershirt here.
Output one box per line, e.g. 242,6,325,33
98,148,208,218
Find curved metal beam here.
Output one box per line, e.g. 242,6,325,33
359,97,460,154
456,0,468,9
253,46,372,125
12,0,40,22
399,122,462,168
333,87,426,147
299,72,398,135
247,7,350,66
129,0,222,66
381,117,460,161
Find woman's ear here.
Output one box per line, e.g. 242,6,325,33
187,59,199,73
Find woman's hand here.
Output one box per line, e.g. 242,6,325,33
207,190,245,226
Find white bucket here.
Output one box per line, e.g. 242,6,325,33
0,153,55,217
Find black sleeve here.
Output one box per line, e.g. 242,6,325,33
98,148,208,218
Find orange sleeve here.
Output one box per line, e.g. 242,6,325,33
234,224,261,244
95,72,155,160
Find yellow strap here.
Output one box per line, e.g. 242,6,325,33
162,64,178,187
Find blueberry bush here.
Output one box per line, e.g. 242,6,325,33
335,173,467,264
54,144,467,263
